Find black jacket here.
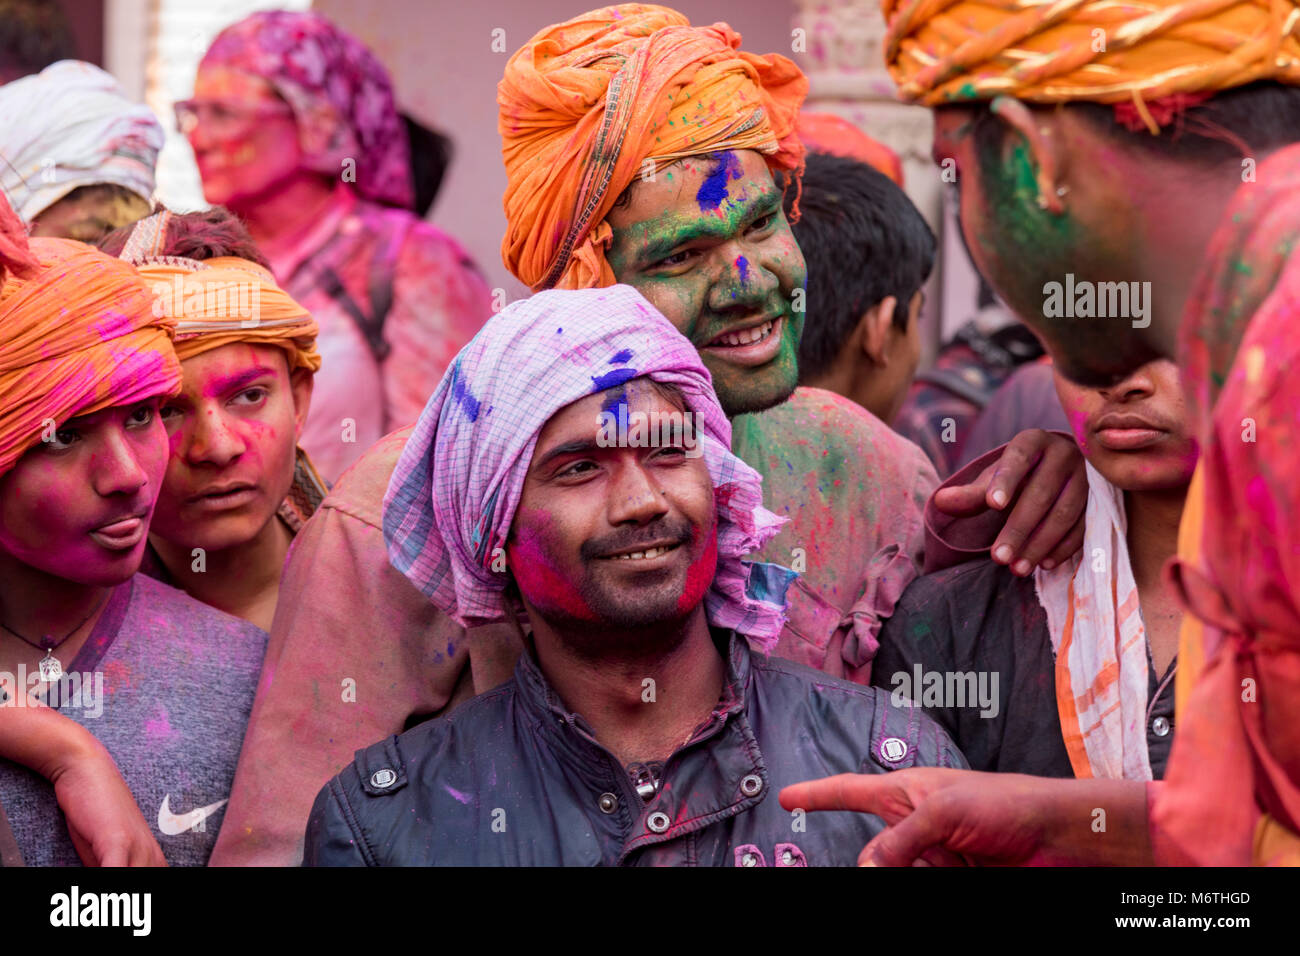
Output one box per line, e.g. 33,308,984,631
305,631,966,866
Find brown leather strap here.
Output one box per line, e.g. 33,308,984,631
0,796,24,867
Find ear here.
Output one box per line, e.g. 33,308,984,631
989,95,1068,214
907,290,924,327
289,367,314,441
859,296,897,366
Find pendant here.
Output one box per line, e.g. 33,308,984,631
38,650,63,683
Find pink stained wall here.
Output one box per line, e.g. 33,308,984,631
313,0,801,302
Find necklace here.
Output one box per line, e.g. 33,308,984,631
0,594,108,683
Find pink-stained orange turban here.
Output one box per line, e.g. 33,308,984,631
118,211,321,374
882,0,1300,117
797,111,904,186
0,195,181,478
499,3,808,292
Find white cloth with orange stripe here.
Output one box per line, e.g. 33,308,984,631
1033,462,1152,781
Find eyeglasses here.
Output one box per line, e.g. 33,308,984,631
173,98,294,136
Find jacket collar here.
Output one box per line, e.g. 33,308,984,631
513,629,770,859
513,627,752,737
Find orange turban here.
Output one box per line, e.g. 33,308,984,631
797,112,904,186
882,0,1300,110
499,3,808,291
119,211,321,374
0,197,181,477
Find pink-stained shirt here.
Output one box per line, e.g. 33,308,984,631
731,387,939,684
271,187,493,481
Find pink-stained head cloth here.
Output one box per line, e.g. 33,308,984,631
0,192,181,478
384,284,794,647
201,10,413,210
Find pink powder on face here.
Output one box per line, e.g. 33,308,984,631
508,509,599,622
676,522,718,614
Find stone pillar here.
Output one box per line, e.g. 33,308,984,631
791,0,981,344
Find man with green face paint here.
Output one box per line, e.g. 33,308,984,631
783,0,1300,867
210,2,1090,866
498,2,1089,681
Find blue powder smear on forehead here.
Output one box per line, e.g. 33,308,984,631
591,367,638,392
696,152,742,211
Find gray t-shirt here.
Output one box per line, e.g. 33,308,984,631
0,575,266,866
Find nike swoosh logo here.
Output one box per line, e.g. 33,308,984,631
158,794,229,836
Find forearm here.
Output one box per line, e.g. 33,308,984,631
1030,777,1154,866
0,704,102,782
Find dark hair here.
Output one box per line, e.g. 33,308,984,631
0,0,76,82
971,81,1300,166
786,151,935,382
97,205,271,269
402,112,452,217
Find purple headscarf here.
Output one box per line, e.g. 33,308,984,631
383,285,794,648
201,10,413,209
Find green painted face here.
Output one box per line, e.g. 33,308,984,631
605,149,807,417
935,106,1164,386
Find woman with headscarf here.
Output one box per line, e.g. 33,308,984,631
0,59,163,242
0,195,268,866
181,10,492,481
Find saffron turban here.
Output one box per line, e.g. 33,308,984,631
0,195,180,478
117,211,321,374
384,284,795,647
201,11,413,210
882,0,1300,111
499,3,808,291
796,111,904,185
0,60,164,223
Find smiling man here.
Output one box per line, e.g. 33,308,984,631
305,285,964,867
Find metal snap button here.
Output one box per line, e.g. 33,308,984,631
741,852,758,867
879,736,908,763
740,773,763,797
598,792,618,814
781,849,794,866
1152,716,1171,737
370,768,397,789
646,811,671,833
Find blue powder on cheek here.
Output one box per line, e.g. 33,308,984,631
609,348,634,364
591,367,638,391
695,152,742,211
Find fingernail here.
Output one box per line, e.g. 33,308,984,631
990,489,1008,508
1041,559,1056,570
1013,559,1031,575
994,545,1013,563
859,859,878,867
